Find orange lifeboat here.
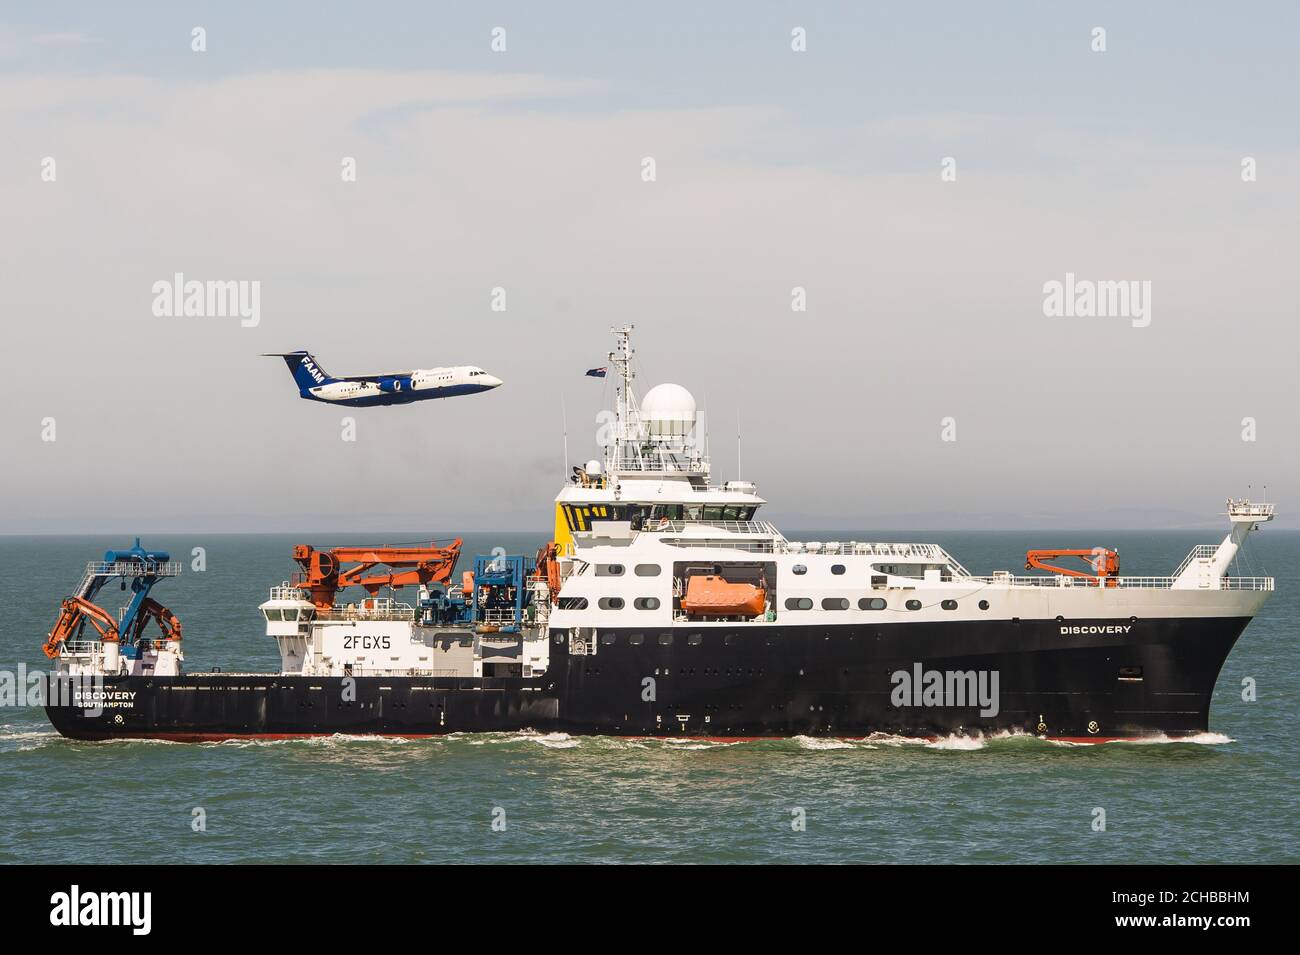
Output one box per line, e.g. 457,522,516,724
680,575,766,618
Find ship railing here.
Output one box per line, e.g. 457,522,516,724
653,519,783,537
266,584,310,602
1216,577,1275,591
61,640,101,655
82,560,183,579
316,601,416,622
1172,545,1220,578
1227,501,1274,518
607,449,710,474
783,540,963,563
966,574,1273,591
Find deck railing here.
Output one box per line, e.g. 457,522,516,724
316,601,416,622
653,519,782,536
966,574,1273,591
82,560,183,578
1172,545,1220,578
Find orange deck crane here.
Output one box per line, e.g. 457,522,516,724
291,539,464,609
44,596,120,659
1025,548,1120,587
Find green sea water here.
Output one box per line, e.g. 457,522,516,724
1,530,1295,864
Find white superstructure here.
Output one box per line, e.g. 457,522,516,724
544,326,1275,641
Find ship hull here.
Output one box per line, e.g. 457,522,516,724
45,615,1250,742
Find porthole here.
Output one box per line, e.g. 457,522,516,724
941,599,958,610
628,633,644,646
600,632,616,646
858,597,887,610
792,564,807,575
634,564,661,577
831,564,846,576
658,633,673,646
687,633,703,646
821,597,849,610
784,597,814,610
634,597,660,610
978,600,989,610
598,597,625,610
905,599,922,611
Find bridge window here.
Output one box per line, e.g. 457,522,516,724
784,597,813,610
598,597,625,610
635,564,661,577
634,597,660,610
858,597,887,610
821,597,849,610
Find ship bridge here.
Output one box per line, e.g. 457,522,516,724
554,325,765,554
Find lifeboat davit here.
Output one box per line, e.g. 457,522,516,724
680,575,766,618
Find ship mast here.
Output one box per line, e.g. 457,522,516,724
606,324,638,475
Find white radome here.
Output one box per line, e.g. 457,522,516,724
639,383,697,437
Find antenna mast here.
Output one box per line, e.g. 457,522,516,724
608,325,636,472
562,398,569,476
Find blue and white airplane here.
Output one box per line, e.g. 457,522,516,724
265,350,502,407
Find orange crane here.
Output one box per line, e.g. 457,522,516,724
44,596,120,659
291,539,463,609
1025,548,1120,587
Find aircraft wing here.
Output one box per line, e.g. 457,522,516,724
338,371,415,382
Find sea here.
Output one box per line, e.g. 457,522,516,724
1,530,1295,864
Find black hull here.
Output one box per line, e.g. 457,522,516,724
45,616,1251,742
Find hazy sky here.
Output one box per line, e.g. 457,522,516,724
1,2,1296,533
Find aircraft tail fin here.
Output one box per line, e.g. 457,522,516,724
263,351,337,392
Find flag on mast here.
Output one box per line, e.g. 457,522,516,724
585,367,607,378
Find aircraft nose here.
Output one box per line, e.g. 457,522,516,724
483,374,503,388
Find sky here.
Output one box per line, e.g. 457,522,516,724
1,2,1296,533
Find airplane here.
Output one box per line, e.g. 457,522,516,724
264,350,502,407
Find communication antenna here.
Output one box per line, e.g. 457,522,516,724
737,409,742,480
703,393,710,465
562,398,569,476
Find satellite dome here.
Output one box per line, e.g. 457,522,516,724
639,383,697,437
584,459,602,476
